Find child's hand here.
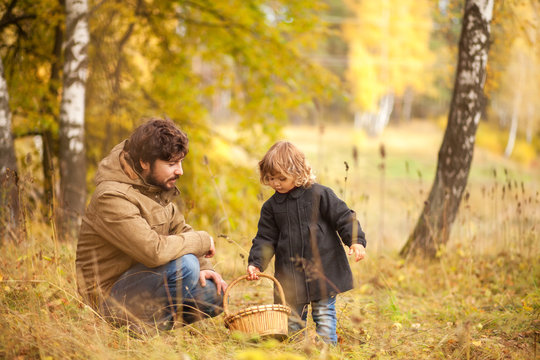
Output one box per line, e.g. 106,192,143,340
349,244,366,262
247,265,261,280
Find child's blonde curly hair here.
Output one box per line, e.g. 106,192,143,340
259,141,316,188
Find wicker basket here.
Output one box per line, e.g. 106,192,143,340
224,274,291,339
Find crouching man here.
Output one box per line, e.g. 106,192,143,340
76,117,226,333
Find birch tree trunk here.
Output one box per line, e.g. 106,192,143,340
400,0,494,258
402,87,414,122
353,94,395,137
503,102,519,158
58,0,89,239
504,50,524,158
0,57,20,242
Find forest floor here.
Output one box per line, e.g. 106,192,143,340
1,121,539,359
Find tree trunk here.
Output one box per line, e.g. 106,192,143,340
354,93,395,137
42,20,64,219
504,50,524,158
0,57,21,242
503,104,518,158
402,87,414,122
400,0,494,258
42,129,55,217
374,93,394,135
58,0,89,240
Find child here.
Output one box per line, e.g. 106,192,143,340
247,141,366,344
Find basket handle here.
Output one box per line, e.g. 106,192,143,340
223,273,287,317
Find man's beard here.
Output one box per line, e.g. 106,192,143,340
146,165,179,191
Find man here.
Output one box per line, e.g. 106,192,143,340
76,118,226,333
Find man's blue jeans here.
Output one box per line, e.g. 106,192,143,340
288,296,337,344
102,254,223,331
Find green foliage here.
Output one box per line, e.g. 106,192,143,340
82,0,339,232
0,0,64,134
85,0,337,148
2,0,340,232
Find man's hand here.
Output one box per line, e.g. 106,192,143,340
199,269,227,295
205,236,215,258
349,244,366,262
246,265,261,280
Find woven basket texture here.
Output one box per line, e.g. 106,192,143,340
224,274,291,338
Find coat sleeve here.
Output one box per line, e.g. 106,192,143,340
319,186,367,248
90,191,212,268
248,202,279,271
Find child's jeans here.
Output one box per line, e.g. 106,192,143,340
288,295,337,344
101,254,223,332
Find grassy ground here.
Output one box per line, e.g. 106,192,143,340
1,121,539,359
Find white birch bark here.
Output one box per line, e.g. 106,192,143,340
353,94,395,137
503,89,520,157
0,57,20,240
58,0,89,238
0,58,16,175
504,49,525,158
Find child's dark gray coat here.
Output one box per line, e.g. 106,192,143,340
248,183,367,305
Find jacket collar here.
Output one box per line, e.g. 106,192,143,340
139,182,179,202
273,186,306,203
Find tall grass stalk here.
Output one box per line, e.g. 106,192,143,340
378,144,386,254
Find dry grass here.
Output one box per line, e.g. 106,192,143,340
1,237,538,359
1,121,539,359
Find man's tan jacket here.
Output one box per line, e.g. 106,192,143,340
76,141,213,308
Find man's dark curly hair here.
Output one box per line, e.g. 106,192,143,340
123,117,189,173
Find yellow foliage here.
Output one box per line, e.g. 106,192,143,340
487,0,540,144
476,123,505,154
511,140,537,165
476,122,537,165
347,43,382,111
344,0,435,111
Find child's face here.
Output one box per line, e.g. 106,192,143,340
268,173,296,194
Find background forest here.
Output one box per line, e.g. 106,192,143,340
1,0,539,359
